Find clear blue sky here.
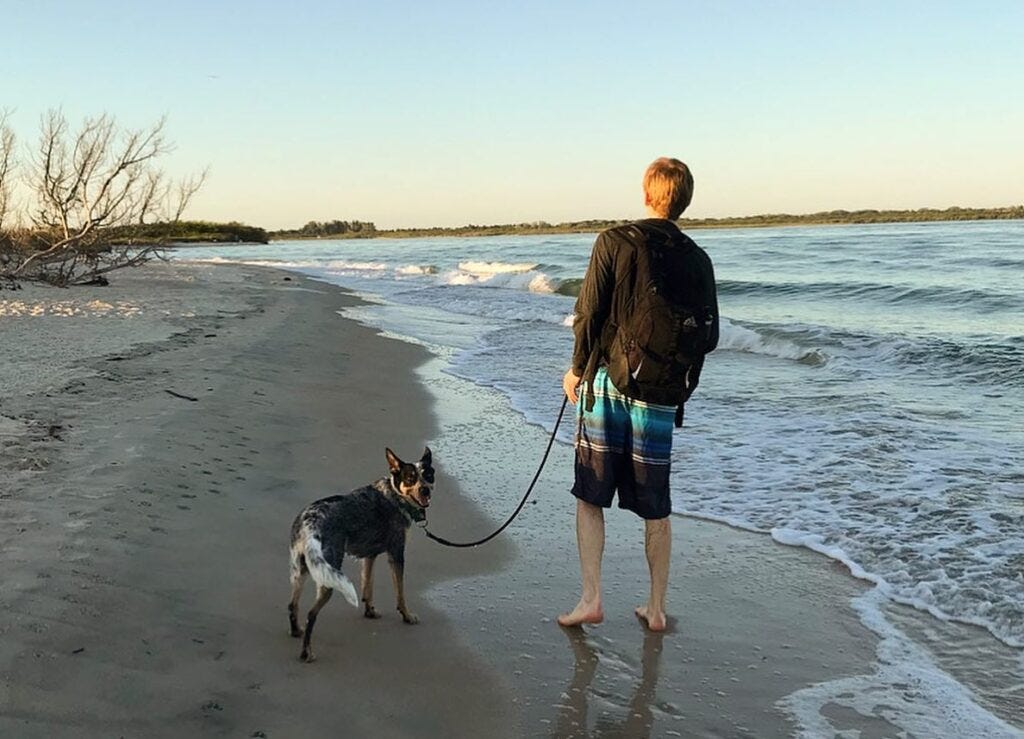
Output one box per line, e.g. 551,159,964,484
4,1,1022,229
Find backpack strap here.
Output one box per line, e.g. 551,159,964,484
581,346,600,412
674,355,705,428
582,224,647,412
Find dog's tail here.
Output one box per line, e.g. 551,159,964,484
301,535,359,608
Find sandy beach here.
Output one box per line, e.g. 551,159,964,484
1,264,514,737
1,263,1017,737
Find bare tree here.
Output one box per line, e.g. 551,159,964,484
0,111,18,287
0,111,14,232
0,110,205,286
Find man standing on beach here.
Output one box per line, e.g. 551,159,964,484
559,157,718,631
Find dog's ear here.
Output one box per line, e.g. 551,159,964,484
385,448,403,472
421,446,432,466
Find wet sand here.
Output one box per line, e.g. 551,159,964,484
1,262,965,737
401,350,893,737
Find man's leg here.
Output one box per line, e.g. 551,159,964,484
635,516,670,631
558,499,606,626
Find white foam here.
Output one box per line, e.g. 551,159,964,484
182,255,234,263
395,264,438,276
525,274,556,293
779,589,1024,738
322,260,388,271
772,528,885,585
670,407,1024,648
442,267,556,294
456,261,538,276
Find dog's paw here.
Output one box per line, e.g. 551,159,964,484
401,612,420,625
299,650,316,663
363,606,381,619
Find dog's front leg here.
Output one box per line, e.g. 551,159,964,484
388,553,418,624
360,556,381,619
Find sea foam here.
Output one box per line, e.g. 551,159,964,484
779,590,1024,738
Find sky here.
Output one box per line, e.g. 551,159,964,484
3,1,1022,229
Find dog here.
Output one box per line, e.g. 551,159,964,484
288,446,434,662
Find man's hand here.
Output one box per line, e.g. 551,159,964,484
563,369,582,405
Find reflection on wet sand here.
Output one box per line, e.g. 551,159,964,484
554,624,667,737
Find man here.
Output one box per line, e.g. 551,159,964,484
558,157,719,632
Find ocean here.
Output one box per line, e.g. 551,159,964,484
179,219,1023,732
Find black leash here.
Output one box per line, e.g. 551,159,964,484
421,395,570,548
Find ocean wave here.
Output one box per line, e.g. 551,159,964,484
395,264,439,276
554,314,828,365
554,277,584,297
806,327,1024,386
369,282,571,326
456,261,538,276
442,266,556,293
184,256,235,264
321,260,389,271
673,427,1024,650
713,319,1023,387
875,335,1024,384
718,318,827,365
416,293,570,324
947,255,1024,270
718,278,1021,311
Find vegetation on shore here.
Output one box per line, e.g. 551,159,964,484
270,220,377,240
268,205,1024,241
111,221,268,245
677,205,1024,229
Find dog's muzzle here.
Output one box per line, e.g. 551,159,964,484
413,485,432,508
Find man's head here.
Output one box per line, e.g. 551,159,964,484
643,157,694,220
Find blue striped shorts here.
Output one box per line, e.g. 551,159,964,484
572,368,675,519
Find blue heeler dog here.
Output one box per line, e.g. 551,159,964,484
288,447,433,662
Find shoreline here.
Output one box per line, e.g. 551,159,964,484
404,348,886,737
342,294,1024,736
2,262,1020,736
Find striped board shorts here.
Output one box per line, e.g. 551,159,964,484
572,367,675,519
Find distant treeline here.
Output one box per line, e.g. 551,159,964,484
268,206,1024,240
377,221,621,238
270,220,377,239
677,205,1024,229
270,219,636,239
110,220,269,245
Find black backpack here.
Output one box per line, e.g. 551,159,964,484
606,224,716,426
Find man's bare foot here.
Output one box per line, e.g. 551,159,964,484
557,599,604,627
635,604,667,632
